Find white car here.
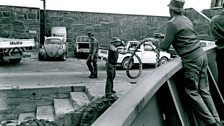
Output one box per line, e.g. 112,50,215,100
98,40,171,69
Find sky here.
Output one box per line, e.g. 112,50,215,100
0,0,211,16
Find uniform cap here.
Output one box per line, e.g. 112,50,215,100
168,0,185,12
111,37,121,42
87,32,94,37
110,37,125,46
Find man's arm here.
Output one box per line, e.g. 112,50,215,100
91,39,98,59
142,22,176,51
159,22,176,51
110,44,118,52
210,18,224,40
109,44,124,53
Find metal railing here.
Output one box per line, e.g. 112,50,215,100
92,43,224,126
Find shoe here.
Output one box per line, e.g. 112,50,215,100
89,74,98,78
105,94,112,98
89,75,98,78
112,90,116,94
89,75,94,78
105,94,118,99
89,73,94,78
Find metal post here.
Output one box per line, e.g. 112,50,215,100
41,0,46,36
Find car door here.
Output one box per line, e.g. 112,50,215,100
141,42,157,64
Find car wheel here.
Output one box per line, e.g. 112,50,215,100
38,53,44,61
9,58,21,64
74,50,77,58
121,57,133,70
61,53,67,61
158,56,168,66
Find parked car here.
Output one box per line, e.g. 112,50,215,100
38,36,67,61
98,40,171,69
0,37,35,63
74,36,90,58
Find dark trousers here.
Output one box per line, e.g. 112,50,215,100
105,63,116,96
86,54,98,76
216,48,224,96
182,54,220,125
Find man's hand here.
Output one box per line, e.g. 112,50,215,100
119,51,126,54
91,55,94,61
141,38,152,42
117,48,125,54
150,38,160,48
141,38,160,48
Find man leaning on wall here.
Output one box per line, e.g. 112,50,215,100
210,3,224,97
147,0,222,125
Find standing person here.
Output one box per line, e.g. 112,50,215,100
149,0,221,125
86,32,99,78
105,37,125,98
210,4,224,97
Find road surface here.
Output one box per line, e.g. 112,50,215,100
0,54,154,90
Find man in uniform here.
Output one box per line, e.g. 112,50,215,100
86,32,99,78
105,37,125,98
148,0,221,125
210,4,224,96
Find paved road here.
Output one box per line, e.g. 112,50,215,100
0,53,154,96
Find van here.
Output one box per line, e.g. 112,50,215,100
51,27,67,42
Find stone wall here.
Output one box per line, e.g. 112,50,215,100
0,5,40,48
203,7,223,18
185,8,212,40
44,10,169,56
0,5,223,57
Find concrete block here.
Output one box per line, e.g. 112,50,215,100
36,105,54,121
54,99,74,118
70,92,90,111
85,82,105,99
18,112,35,124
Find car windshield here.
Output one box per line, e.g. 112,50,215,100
45,38,62,45
77,36,90,42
